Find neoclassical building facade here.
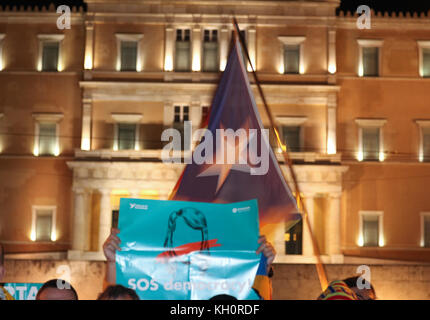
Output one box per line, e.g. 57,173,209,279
1,0,430,265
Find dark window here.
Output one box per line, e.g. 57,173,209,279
42,42,59,71
121,41,138,71
172,105,190,151
201,106,209,124
362,127,380,161
363,47,379,76
285,219,302,255
363,215,379,247
118,123,136,150
284,44,300,74
282,126,301,152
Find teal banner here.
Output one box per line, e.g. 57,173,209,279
116,198,262,300
3,283,43,300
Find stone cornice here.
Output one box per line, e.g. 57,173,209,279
80,81,340,105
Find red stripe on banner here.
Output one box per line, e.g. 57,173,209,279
156,239,222,261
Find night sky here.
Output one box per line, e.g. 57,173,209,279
0,0,429,15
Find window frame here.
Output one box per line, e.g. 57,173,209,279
359,210,384,247
355,118,387,162
32,113,63,157
111,113,142,151
420,212,430,248
202,28,220,72
357,39,383,77
278,36,306,75
416,120,430,162
37,34,65,72
0,33,5,71
31,205,57,242
115,33,144,72
417,41,430,78
174,28,192,72
276,116,307,152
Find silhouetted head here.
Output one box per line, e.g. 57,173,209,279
36,279,78,300
209,294,237,300
97,285,140,300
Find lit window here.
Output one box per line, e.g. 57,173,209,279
422,48,430,77
357,39,383,77
115,34,143,72
31,206,56,242
202,30,219,72
175,29,191,72
33,113,63,156
117,123,137,150
111,113,142,151
416,121,430,162
277,116,307,152
285,219,302,255
421,213,430,247
355,119,386,162
362,47,379,76
38,123,57,155
120,41,138,71
417,41,430,77
359,211,383,247
0,34,5,71
37,35,64,72
284,45,300,74
278,36,305,74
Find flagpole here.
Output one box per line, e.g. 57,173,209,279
232,18,329,291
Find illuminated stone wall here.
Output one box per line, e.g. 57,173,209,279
4,259,430,300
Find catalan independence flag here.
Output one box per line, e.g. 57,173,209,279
170,38,299,240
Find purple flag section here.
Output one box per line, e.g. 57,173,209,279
171,39,298,238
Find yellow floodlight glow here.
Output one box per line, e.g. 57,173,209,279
378,236,385,247
358,65,364,77
192,54,201,72
30,230,36,242
328,63,337,74
33,145,39,157
164,54,173,72
357,234,364,247
357,150,364,162
379,151,385,162
81,138,90,151
327,138,336,155
51,229,57,242
84,54,93,70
